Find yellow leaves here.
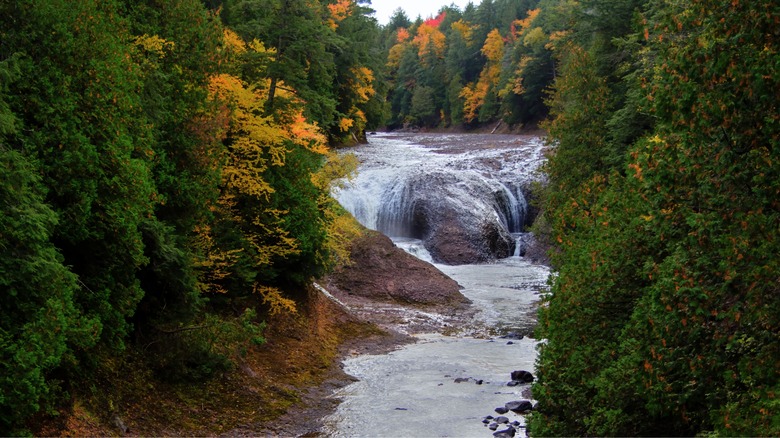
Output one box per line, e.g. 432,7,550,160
222,29,246,54
338,117,354,133
386,43,408,70
349,67,375,103
649,134,665,144
208,72,289,197
248,39,276,59
255,285,297,315
481,29,505,63
508,56,534,96
459,82,483,123
451,19,475,44
194,224,244,294
523,27,547,49
134,34,175,57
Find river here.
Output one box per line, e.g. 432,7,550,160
323,133,548,437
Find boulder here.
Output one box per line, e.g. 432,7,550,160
327,230,469,307
424,211,513,265
510,370,534,383
493,427,516,438
505,400,533,413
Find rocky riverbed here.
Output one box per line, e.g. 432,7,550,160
231,226,547,437
235,132,550,437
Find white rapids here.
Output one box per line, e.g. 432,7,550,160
322,133,549,437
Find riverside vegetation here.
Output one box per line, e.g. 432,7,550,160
1,0,778,436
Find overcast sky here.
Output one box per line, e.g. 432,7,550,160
368,0,474,25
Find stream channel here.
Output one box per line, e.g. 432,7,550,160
323,133,549,437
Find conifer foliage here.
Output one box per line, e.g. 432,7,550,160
529,0,779,435
0,0,378,432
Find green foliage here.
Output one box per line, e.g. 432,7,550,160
383,1,550,129
148,309,266,383
4,0,156,350
532,0,780,435
0,148,83,434
0,0,378,430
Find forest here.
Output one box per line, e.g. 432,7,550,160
1,0,778,436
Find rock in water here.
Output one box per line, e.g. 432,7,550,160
510,370,534,383
493,427,516,437
505,400,533,413
494,406,509,414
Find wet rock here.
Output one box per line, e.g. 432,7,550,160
507,381,521,387
505,400,533,413
510,370,534,383
454,377,471,383
326,230,470,307
511,421,521,427
422,205,514,265
501,331,525,340
489,423,499,431
476,379,484,385
506,341,514,345
493,427,516,437
494,406,509,414
483,418,492,424
495,416,509,424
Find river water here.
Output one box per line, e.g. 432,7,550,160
323,133,548,437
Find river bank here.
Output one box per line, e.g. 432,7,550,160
37,132,549,436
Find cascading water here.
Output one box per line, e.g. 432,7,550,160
333,133,545,264
322,133,550,437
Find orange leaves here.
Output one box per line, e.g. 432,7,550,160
289,112,327,154
413,21,447,61
327,0,353,30
629,163,644,181
396,27,411,43
512,8,541,40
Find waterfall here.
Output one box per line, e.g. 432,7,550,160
333,133,545,262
